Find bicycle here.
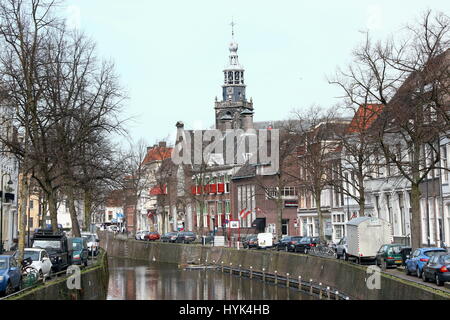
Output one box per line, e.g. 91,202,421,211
21,257,39,287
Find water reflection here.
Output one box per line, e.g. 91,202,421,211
107,258,314,300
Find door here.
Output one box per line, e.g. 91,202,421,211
9,258,20,287
376,246,386,264
409,249,420,272
282,219,289,236
427,256,438,279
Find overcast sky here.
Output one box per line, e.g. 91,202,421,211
63,0,449,146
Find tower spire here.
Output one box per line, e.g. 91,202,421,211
230,18,236,39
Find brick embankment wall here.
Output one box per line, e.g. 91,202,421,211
101,232,450,300
9,250,109,300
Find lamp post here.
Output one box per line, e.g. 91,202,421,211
0,173,13,254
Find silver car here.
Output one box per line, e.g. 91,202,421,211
335,237,348,260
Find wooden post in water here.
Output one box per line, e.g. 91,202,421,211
319,283,323,299
250,266,253,279
309,279,313,295
286,273,290,288
274,271,278,284
298,276,302,291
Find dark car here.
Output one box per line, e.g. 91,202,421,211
276,236,303,252
242,235,258,249
69,237,89,267
0,255,22,296
161,232,179,243
175,232,197,244
421,252,450,286
32,229,70,272
375,244,407,270
294,237,320,254
144,232,160,241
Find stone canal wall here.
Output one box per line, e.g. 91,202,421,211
8,250,109,300
102,232,450,300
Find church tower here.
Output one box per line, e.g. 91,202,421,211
215,22,254,130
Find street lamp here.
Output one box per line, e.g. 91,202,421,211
0,173,13,254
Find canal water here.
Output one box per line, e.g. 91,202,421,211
107,257,315,300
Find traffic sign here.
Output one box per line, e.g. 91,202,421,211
229,220,240,229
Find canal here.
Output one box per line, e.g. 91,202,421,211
107,257,315,300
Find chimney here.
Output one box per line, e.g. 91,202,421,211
240,108,254,130
220,112,233,131
159,141,167,148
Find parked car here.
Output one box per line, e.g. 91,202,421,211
405,247,447,277
175,232,197,244
32,228,70,272
375,244,407,270
421,252,450,286
335,237,348,260
69,237,89,267
0,255,22,296
135,231,150,240
107,225,118,232
22,248,53,279
242,235,258,249
135,231,143,240
81,232,100,256
276,236,303,252
161,232,178,243
294,237,320,254
145,232,161,241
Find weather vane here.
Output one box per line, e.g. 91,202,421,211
230,19,236,39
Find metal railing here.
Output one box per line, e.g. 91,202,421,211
187,262,351,300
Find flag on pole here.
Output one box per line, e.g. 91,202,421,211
239,208,247,219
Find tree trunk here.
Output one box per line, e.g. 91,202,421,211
17,174,29,264
40,194,48,228
315,193,324,241
47,191,58,232
276,193,283,241
410,182,422,249
132,202,137,236
67,186,81,237
83,189,92,232
358,174,365,216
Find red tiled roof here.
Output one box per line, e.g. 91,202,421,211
348,104,384,133
142,146,173,165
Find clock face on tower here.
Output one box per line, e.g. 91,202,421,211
227,87,233,94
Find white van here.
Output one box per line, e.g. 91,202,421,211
257,233,273,249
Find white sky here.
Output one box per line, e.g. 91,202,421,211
63,0,450,146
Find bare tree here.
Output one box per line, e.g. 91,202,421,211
331,10,450,248
294,106,345,241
